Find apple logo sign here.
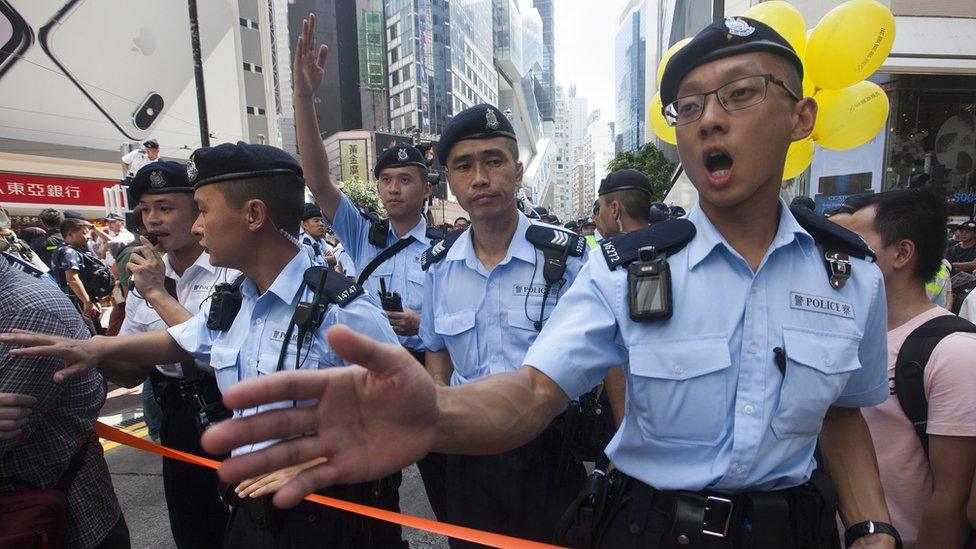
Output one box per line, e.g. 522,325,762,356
131,27,156,56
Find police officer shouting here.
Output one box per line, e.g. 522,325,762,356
2,142,406,548
292,13,447,521
113,161,238,548
198,17,896,549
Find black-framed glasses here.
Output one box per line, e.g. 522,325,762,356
663,74,800,127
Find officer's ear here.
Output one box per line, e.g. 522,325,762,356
243,199,268,232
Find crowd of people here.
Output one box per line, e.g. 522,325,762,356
2,13,976,549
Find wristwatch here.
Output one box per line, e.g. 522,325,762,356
844,521,902,549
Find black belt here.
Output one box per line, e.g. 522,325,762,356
614,471,835,548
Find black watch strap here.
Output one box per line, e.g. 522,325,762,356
844,521,903,549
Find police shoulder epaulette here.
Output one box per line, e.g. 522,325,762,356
601,219,696,270
790,205,875,261
425,226,446,242
303,266,364,308
525,224,586,257
421,228,465,271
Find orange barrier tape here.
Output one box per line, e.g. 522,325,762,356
95,421,565,548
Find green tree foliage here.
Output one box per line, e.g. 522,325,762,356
605,142,678,201
340,177,387,218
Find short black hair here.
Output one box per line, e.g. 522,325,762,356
454,216,470,224
866,189,947,282
61,218,90,236
39,208,64,229
603,189,652,223
213,174,305,237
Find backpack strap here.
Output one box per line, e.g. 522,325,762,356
420,228,466,271
790,205,876,290
600,219,696,271
895,314,976,457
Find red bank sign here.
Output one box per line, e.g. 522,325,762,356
0,172,117,207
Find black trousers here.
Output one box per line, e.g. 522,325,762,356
224,474,408,549
151,371,230,549
576,472,841,549
445,430,586,549
407,349,449,523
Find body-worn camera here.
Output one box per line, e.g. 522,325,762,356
628,245,673,322
195,400,233,435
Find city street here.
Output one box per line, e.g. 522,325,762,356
99,386,449,548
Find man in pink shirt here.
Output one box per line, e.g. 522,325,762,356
833,189,976,548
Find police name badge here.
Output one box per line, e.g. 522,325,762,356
790,292,854,319
398,148,409,161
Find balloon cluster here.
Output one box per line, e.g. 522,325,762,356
649,0,896,180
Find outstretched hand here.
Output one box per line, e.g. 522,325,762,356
292,13,329,98
0,330,102,383
201,325,438,509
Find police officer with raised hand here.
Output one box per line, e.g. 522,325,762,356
292,13,447,522
1,142,406,548
298,202,339,269
198,16,897,549
111,161,238,548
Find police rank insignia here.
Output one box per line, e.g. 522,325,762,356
485,108,500,130
149,170,166,188
186,160,198,182
398,147,409,161
724,17,755,37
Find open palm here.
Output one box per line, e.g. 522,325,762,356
292,13,329,98
202,326,439,509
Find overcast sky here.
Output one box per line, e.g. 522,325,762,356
553,0,624,124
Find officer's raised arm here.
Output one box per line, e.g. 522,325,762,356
292,14,340,220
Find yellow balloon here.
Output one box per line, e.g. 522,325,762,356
802,68,815,98
812,81,889,151
745,1,807,55
656,38,692,87
783,138,814,180
649,92,676,145
805,0,895,90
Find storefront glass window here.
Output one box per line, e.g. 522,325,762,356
883,74,976,217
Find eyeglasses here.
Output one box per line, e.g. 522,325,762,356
663,74,800,127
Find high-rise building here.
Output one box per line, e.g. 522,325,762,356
385,0,496,136
614,0,646,153
531,0,556,121
239,0,291,147
552,84,574,218
572,116,615,217
287,0,389,142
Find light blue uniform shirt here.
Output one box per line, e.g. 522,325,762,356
421,212,586,386
168,249,398,456
524,202,889,493
328,193,432,350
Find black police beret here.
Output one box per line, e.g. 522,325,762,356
374,144,428,179
599,169,653,197
669,205,687,218
959,221,976,231
129,161,194,203
649,202,671,224
660,16,803,105
189,141,303,188
302,203,323,221
564,221,579,231
533,206,549,217
436,104,516,164
580,218,596,229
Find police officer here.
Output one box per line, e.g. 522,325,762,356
412,102,588,547
197,16,900,549
292,13,447,522
114,161,237,549
3,142,407,548
592,169,655,239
